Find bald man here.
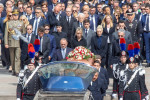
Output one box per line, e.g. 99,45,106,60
48,6,67,34
54,38,72,61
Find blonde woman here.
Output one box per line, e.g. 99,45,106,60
20,15,29,28
71,27,87,49
101,15,115,74
91,25,108,67
2,12,13,72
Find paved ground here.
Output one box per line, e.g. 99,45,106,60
0,66,150,100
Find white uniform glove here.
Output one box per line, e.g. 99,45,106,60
112,93,117,99
145,95,149,100
17,98,20,100
119,98,123,100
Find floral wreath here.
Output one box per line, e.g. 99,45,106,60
66,46,95,60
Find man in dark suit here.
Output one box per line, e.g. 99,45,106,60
20,25,36,69
133,2,141,20
48,0,58,12
92,60,108,100
0,3,6,18
30,7,46,35
89,6,99,32
48,6,66,34
112,20,133,43
91,25,108,67
44,24,56,62
62,7,77,47
37,27,50,64
141,4,150,67
72,13,85,38
82,19,96,50
54,38,72,61
111,29,131,65
26,6,35,21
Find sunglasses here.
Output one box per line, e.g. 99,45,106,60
127,14,133,16
20,19,25,21
45,28,50,30
8,15,12,17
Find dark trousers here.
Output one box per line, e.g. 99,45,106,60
23,95,35,100
144,32,150,63
106,43,113,78
124,92,141,100
1,43,10,67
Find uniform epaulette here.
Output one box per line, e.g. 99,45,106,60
113,64,118,71
139,69,145,76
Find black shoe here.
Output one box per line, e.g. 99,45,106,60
146,63,150,67
15,73,19,77
12,72,16,76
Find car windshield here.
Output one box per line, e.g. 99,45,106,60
38,61,97,80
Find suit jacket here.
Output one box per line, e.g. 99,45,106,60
62,16,77,41
102,25,116,43
88,74,106,100
91,35,108,58
26,13,35,21
111,38,131,64
48,12,66,33
37,35,50,64
71,21,84,39
54,47,72,61
112,31,133,43
20,34,36,61
82,28,96,49
44,34,56,61
99,67,109,89
89,14,99,32
141,14,148,28
29,17,46,35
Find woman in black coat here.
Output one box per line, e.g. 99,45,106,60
71,27,87,49
91,25,108,67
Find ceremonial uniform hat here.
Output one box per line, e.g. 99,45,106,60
126,8,134,15
126,44,137,63
12,9,19,15
25,43,39,66
119,38,128,57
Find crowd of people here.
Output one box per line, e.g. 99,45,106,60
0,0,149,100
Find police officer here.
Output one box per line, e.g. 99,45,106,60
4,9,26,76
16,58,41,100
112,50,128,99
118,44,146,100
124,8,143,43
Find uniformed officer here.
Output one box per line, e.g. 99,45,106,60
4,9,26,76
16,58,41,100
124,8,143,43
112,50,128,99
118,44,146,100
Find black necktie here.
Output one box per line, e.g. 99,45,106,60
28,34,30,42
85,29,87,37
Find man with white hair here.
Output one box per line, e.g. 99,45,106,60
72,13,85,37
0,3,5,18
